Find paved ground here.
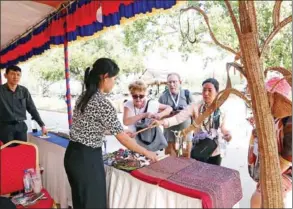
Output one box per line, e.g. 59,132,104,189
25,97,256,208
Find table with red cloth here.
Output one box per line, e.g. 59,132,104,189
131,157,243,208
28,133,242,208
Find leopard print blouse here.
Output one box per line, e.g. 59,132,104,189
70,91,124,148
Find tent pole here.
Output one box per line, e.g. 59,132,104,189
0,70,2,85
63,17,73,129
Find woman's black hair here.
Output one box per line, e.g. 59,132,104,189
202,78,219,92
76,58,120,113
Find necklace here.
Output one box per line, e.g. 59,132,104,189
133,101,145,116
169,90,180,108
201,104,214,133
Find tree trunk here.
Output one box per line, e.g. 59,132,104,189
237,2,283,207
239,33,283,208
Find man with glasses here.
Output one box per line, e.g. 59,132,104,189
159,73,194,157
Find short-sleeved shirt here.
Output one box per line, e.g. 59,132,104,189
159,89,193,142
124,99,160,132
70,91,124,148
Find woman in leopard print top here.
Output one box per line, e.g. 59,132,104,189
64,58,158,209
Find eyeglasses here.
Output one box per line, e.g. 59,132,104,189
168,80,179,85
132,94,145,99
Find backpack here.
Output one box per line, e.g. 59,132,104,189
184,89,191,105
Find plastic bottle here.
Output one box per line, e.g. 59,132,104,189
218,130,228,158
182,136,187,150
31,169,43,194
23,170,32,193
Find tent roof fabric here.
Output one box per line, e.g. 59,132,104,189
0,0,179,69
1,1,66,49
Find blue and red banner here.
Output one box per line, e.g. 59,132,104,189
0,0,178,69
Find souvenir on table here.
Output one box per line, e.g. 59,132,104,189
103,149,150,172
172,130,187,157
11,192,45,207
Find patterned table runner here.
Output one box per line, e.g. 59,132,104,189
131,157,242,208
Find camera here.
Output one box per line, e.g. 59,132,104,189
172,105,184,112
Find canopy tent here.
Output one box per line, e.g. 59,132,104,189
0,0,179,69
0,0,181,127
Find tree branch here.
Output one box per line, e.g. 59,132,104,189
227,62,246,78
180,6,238,55
238,1,252,34
264,66,292,77
273,0,283,28
260,15,292,58
182,88,251,136
224,0,242,39
247,1,259,54
264,66,292,87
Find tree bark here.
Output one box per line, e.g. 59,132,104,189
240,33,283,208
238,1,283,208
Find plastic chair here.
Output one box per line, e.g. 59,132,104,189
0,140,55,208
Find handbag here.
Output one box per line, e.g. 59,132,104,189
135,100,167,151
135,100,154,145
190,138,218,162
190,106,220,162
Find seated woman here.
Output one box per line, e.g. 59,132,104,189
123,80,172,137
248,77,292,208
154,78,232,165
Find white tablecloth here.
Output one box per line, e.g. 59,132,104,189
105,165,203,208
28,134,239,208
28,134,72,208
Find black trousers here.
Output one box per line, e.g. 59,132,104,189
0,122,27,144
64,141,106,209
207,155,222,166
0,197,16,209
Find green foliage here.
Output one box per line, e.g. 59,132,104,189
29,48,64,83
257,1,292,69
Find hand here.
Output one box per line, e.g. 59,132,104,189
150,113,161,120
125,130,135,138
41,126,48,136
143,150,158,162
223,132,232,142
150,119,165,127
144,112,154,119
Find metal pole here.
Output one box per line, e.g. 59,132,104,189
0,70,2,85
63,16,73,129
